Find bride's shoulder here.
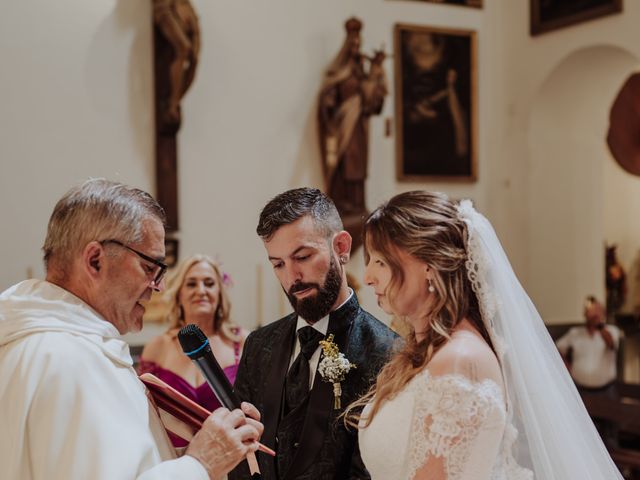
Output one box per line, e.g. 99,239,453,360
427,328,502,387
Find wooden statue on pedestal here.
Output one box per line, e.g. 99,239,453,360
606,244,627,317
318,17,388,250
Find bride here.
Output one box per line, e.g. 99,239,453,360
350,191,623,479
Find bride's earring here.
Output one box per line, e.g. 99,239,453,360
428,278,435,293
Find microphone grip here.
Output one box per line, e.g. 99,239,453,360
193,354,242,410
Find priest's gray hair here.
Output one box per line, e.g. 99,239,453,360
42,178,165,275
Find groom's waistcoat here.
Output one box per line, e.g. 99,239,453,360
228,294,397,480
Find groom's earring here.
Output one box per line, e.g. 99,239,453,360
339,255,348,264
428,278,435,293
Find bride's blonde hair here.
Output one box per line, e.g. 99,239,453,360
346,191,490,427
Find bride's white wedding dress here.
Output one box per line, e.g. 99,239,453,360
359,331,532,480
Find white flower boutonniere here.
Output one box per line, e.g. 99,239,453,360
317,334,356,409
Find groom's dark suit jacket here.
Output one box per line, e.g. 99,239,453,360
228,294,397,480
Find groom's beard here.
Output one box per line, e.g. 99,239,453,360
285,256,343,323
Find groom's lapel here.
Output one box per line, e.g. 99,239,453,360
285,295,359,479
262,315,297,450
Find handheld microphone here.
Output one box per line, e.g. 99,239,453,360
177,324,242,410
178,324,275,462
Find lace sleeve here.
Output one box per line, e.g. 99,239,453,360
407,371,506,480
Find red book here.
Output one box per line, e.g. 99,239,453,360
140,372,210,442
140,372,275,459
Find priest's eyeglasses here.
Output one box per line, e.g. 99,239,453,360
100,239,168,286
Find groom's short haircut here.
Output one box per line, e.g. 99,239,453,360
257,188,343,241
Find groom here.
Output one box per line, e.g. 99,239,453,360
229,188,397,480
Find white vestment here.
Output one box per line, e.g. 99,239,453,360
0,279,208,480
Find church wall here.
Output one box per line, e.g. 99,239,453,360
1,0,640,340
528,46,639,323
0,0,156,290
498,0,640,323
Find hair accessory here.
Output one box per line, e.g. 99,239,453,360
214,254,234,287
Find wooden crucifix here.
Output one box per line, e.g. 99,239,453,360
152,0,200,231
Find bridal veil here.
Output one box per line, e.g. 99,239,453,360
457,200,623,479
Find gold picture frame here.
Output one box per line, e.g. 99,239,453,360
391,0,482,7
394,24,477,182
530,0,623,36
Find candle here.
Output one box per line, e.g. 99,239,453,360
256,264,263,328
279,286,286,317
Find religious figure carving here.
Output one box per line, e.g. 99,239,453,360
606,244,627,316
153,0,200,129
318,17,388,247
152,0,200,231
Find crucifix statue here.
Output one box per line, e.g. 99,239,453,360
153,0,200,231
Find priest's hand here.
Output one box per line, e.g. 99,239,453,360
186,403,263,480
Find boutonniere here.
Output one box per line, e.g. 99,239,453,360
317,334,356,409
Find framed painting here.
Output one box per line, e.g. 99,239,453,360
394,24,477,181
164,237,179,268
389,0,482,7
531,0,623,36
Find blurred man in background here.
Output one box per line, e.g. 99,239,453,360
557,296,622,392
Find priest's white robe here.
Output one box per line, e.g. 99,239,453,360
0,279,208,480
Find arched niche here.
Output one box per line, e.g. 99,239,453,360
527,45,640,323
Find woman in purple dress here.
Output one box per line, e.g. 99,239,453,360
139,254,249,447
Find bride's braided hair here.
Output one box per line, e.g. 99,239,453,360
345,191,491,427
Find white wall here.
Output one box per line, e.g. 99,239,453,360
2,0,640,339
500,0,640,323
528,46,639,323
0,0,155,284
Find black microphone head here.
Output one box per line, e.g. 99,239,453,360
178,324,209,358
